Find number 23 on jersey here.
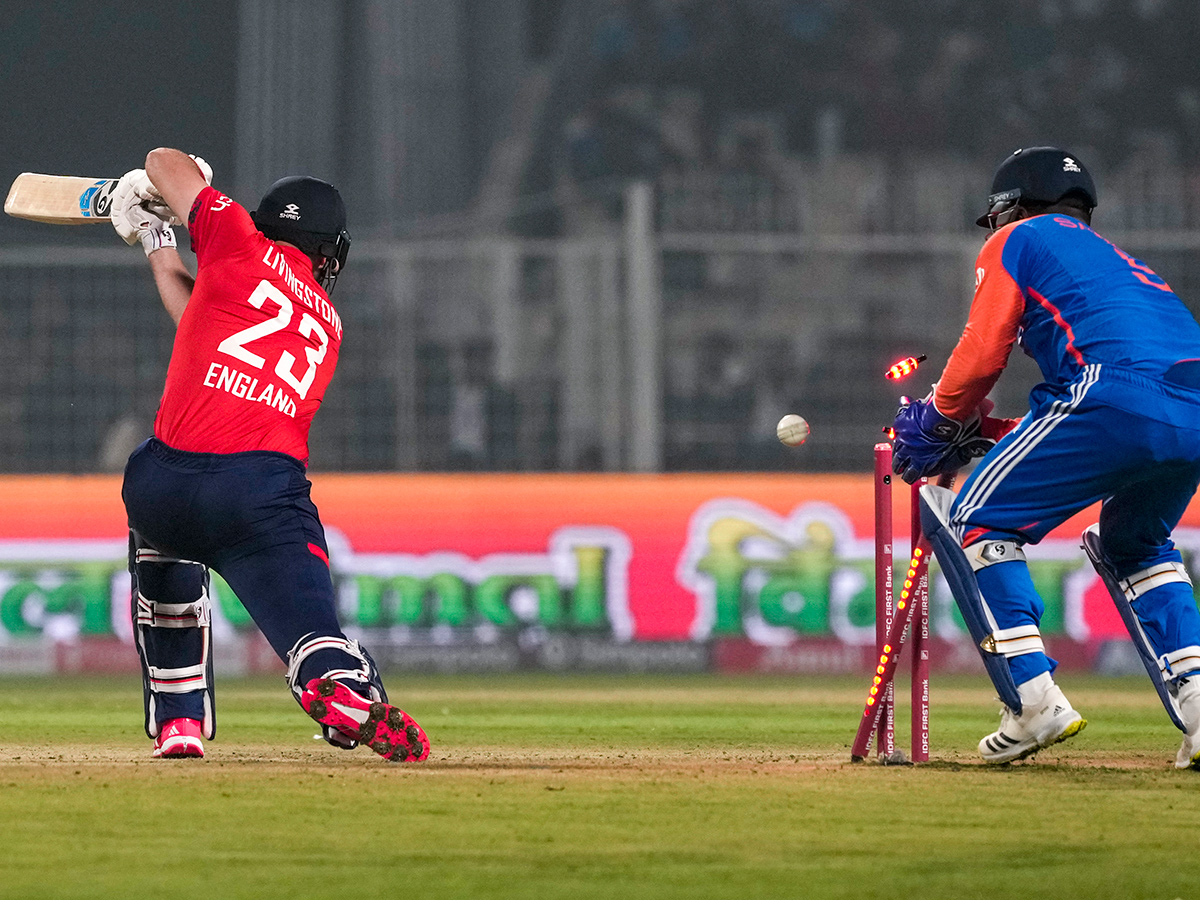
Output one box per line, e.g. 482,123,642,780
216,279,330,400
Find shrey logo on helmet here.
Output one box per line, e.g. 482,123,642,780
281,203,301,221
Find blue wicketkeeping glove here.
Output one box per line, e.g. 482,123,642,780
891,393,991,484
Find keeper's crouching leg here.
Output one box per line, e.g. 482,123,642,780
920,487,1085,762
1082,524,1197,736
130,533,215,744
970,558,1087,762
1085,523,1200,768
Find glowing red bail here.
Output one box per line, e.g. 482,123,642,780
885,354,928,381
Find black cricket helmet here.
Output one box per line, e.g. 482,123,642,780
976,147,1098,230
251,176,351,292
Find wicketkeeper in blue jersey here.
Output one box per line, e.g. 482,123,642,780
892,147,1200,768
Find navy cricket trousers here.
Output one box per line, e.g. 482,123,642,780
122,438,346,665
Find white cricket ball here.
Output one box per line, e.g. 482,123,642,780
776,414,810,447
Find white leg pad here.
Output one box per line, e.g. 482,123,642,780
1116,563,1198,678
132,543,215,739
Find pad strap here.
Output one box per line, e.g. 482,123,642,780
1160,645,1200,679
135,548,192,565
964,540,1026,571
285,633,374,699
1120,562,1191,600
147,662,208,693
982,624,1044,658
136,594,211,629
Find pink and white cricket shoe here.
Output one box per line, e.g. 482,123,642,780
153,717,205,759
299,677,430,762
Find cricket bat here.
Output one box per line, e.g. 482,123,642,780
4,173,119,224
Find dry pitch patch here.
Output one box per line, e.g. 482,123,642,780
0,743,1180,771
0,674,1191,771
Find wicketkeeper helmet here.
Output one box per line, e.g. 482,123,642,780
976,147,1098,230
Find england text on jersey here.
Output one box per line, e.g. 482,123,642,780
202,361,298,417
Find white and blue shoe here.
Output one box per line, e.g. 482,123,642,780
1174,678,1200,770
979,672,1086,764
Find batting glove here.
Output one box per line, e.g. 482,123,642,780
110,168,177,257
139,154,213,225
188,153,214,185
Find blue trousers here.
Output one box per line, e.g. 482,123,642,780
950,365,1200,684
123,438,360,724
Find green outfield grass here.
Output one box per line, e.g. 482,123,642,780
0,673,1197,900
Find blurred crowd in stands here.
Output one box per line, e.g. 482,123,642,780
558,0,1200,230
15,1,1200,475
546,0,1200,470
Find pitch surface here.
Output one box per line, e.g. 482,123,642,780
0,674,1194,899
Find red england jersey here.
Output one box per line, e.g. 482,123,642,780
153,186,343,463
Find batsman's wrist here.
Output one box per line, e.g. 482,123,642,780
141,226,176,257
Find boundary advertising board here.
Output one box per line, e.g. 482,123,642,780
1,474,1197,675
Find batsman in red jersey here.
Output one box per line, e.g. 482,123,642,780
110,148,428,762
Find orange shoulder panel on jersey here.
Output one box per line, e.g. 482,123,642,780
934,225,1026,420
